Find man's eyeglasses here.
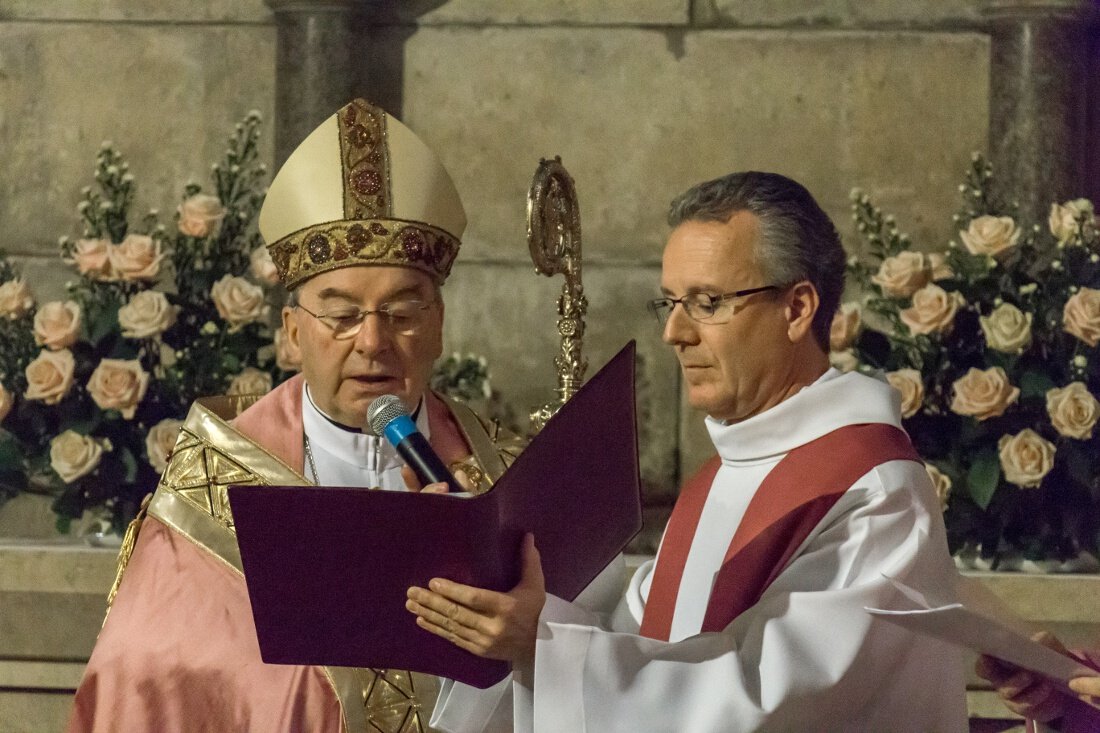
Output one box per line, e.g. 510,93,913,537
647,285,779,325
295,300,435,339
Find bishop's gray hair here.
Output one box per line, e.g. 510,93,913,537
667,171,845,351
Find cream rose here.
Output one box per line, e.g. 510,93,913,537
925,463,952,511
249,246,280,286
998,429,1055,489
118,290,179,339
32,301,82,350
829,302,862,351
177,194,227,238
979,302,1032,355
70,238,114,280
108,234,163,281
211,275,268,331
50,430,110,484
0,382,13,423
959,215,1020,257
274,327,301,372
1049,199,1095,243
226,367,273,396
950,366,1020,421
871,252,930,298
1063,287,1100,347
828,349,859,373
927,252,954,281
886,368,924,418
900,284,965,336
0,278,35,319
1046,382,1100,440
24,349,75,405
145,418,183,473
86,358,149,419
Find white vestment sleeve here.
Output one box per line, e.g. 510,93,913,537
523,462,967,733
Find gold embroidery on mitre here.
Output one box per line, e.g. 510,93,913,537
155,427,266,529
268,218,459,288
339,100,392,220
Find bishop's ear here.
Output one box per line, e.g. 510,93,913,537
784,281,820,342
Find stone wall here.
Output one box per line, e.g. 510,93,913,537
6,0,1094,550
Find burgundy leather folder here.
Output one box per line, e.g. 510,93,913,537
228,341,642,688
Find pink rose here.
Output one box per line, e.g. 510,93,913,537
927,252,954,281
925,463,952,511
1045,382,1100,440
249,247,280,286
959,215,1020,257
0,278,35,319
871,252,929,298
118,291,178,339
1048,199,1095,243
829,303,862,351
145,418,184,473
24,349,76,405
108,234,163,281
886,368,924,418
33,301,82,350
1063,287,1100,347
0,382,13,423
227,367,273,396
950,366,1019,421
211,275,268,331
177,194,227,238
900,284,965,336
86,358,149,419
998,429,1055,489
274,327,301,372
70,238,114,280
50,430,111,484
979,302,1032,355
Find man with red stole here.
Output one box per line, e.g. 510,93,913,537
67,99,522,733
409,171,968,731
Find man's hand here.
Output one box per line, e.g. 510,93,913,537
401,464,473,494
406,533,545,671
1068,670,1100,710
975,632,1071,722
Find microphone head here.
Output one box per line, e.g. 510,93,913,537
366,394,408,437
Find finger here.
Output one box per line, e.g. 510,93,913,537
1032,631,1070,656
414,615,493,658
405,597,485,643
421,482,449,494
999,670,1040,700
975,655,1012,685
453,468,475,492
401,465,423,491
427,577,511,614
1069,674,1100,698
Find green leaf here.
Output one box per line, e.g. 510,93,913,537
967,448,1001,509
1019,371,1057,399
120,447,139,484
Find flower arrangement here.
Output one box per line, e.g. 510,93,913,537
0,111,298,533
838,154,1100,566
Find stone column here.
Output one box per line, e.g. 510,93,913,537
264,0,371,166
983,1,1098,223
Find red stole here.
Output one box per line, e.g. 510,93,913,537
639,423,920,641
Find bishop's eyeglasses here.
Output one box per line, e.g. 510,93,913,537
295,300,435,339
647,285,779,325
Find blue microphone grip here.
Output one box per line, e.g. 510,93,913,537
382,415,462,492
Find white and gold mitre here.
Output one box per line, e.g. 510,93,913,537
259,99,466,288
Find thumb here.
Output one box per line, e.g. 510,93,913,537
401,465,424,491
519,533,545,591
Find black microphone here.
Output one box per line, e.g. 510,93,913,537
366,395,462,493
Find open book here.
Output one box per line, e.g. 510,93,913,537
228,341,643,688
866,576,1093,685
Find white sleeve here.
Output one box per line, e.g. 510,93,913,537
524,462,968,733
430,555,628,732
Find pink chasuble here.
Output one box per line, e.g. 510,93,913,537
68,376,476,733
640,423,920,641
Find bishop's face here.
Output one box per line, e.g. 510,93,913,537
660,212,795,423
283,265,444,428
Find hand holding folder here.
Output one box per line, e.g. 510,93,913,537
228,341,643,688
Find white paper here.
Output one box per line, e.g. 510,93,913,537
866,577,1092,684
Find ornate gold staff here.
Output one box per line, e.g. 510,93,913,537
527,157,587,434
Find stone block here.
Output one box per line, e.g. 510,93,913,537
0,22,275,259
396,27,988,266
695,0,982,27
375,0,689,26
0,0,271,22
442,259,681,504
7,254,71,304
0,690,75,733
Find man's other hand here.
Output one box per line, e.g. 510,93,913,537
975,632,1070,722
406,533,545,671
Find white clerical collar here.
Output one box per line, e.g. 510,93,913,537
301,383,431,472
705,369,903,463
